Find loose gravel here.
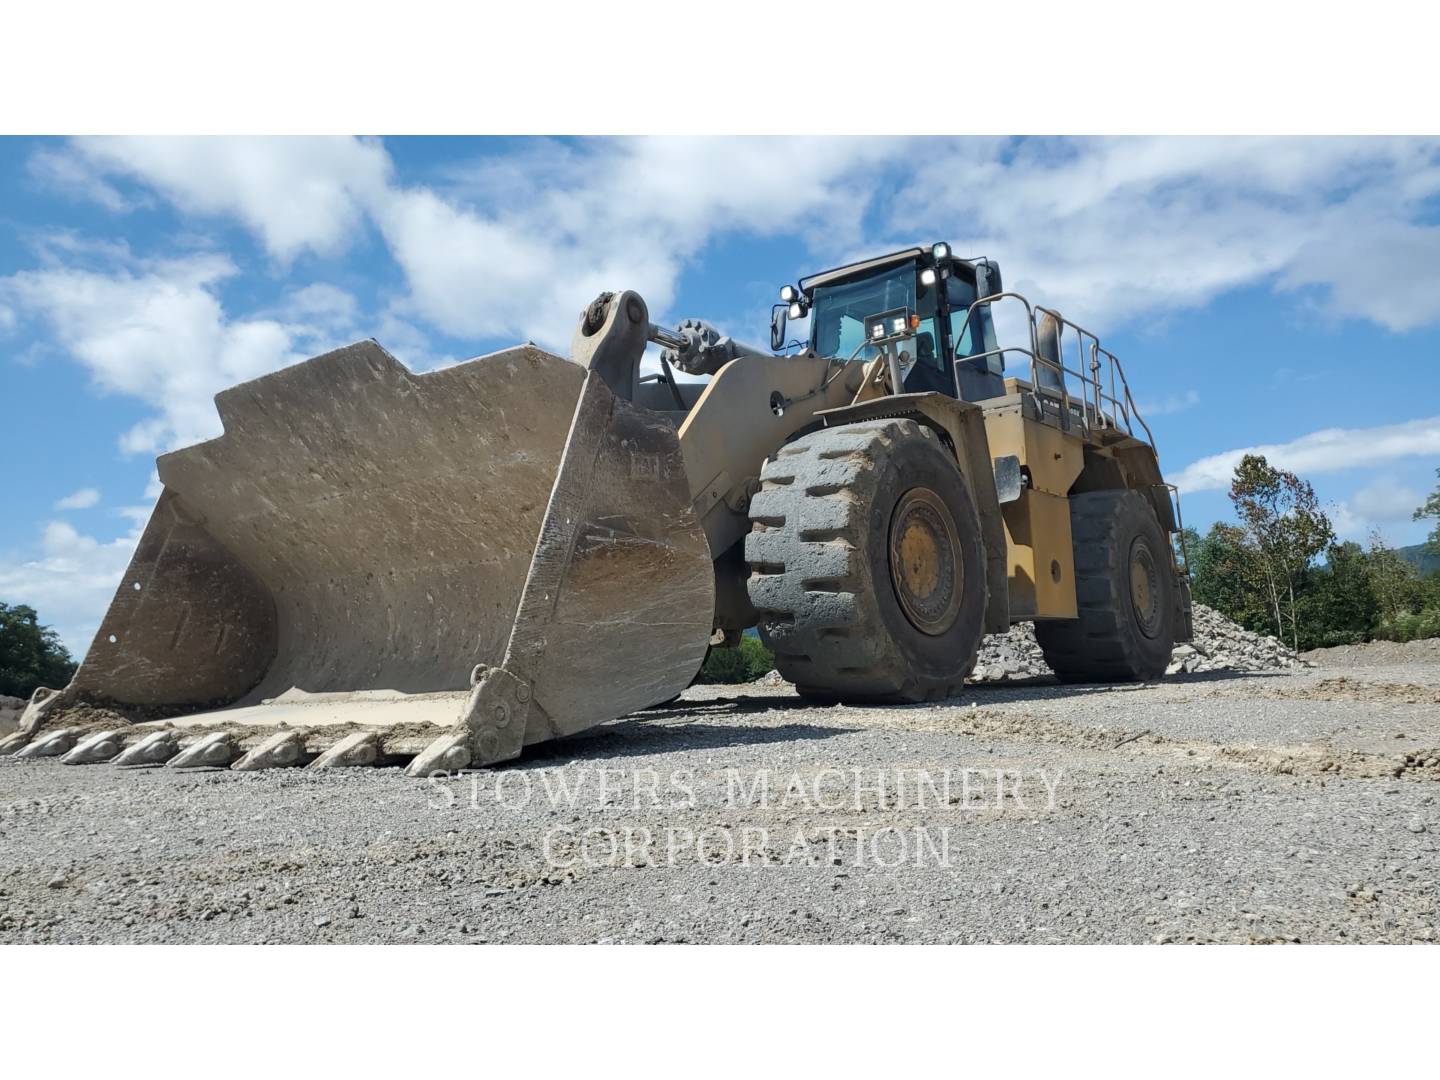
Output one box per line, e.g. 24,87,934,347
2,639,1437,944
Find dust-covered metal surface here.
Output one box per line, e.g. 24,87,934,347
17,336,716,774
410,372,714,773
69,341,585,714
75,489,278,708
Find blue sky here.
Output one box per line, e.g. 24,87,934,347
3,136,1440,653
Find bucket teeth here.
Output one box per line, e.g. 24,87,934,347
404,729,473,777
113,729,180,767
232,730,308,771
60,729,127,765
168,731,238,769
14,728,79,759
309,731,381,769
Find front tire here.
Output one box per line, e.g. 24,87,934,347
1034,490,1176,682
744,419,987,703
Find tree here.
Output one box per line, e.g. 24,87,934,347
1190,522,1272,634
1415,467,1440,554
1176,525,1202,568
1365,530,1420,627
1296,541,1377,649
0,603,77,700
1228,454,1335,650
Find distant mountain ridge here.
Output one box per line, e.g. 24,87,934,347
1398,542,1440,575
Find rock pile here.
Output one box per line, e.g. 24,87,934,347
969,624,1049,682
743,604,1307,688
969,603,1307,682
1175,603,1309,675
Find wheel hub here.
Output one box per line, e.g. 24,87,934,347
888,487,963,636
1129,538,1163,639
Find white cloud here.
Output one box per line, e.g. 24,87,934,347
1349,476,1425,523
1172,415,1440,493
278,282,359,331
39,136,903,348
28,147,138,212
0,255,361,454
53,487,100,510
68,136,392,261
1328,475,1429,544
42,136,1440,352
1137,389,1200,417
1328,502,1370,542
889,137,1440,335
371,136,903,348
1330,472,1434,544
0,517,143,656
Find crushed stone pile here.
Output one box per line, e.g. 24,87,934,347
746,603,1307,688
969,602,1307,682
1179,603,1310,674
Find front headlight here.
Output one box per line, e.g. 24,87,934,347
931,242,950,261
779,285,798,303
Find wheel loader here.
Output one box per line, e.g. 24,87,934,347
3,243,1192,774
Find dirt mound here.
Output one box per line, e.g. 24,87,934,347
1302,637,1440,669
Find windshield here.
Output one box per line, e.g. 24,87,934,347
810,262,928,362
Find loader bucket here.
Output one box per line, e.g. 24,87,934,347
18,341,713,769
408,370,715,773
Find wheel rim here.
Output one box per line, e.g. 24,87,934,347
888,487,963,636
1129,537,1163,639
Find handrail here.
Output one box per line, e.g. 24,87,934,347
956,292,1187,575
960,293,1158,453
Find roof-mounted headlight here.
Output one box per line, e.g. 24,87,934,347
931,242,950,262
779,285,799,303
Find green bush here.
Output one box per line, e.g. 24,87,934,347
698,636,775,684
1375,607,1440,643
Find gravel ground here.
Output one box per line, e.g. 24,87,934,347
3,652,1438,944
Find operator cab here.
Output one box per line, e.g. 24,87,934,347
773,244,1007,403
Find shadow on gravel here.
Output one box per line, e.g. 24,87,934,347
514,715,859,767
895,669,1298,708
501,670,1300,767
1158,669,1296,685
639,694,803,719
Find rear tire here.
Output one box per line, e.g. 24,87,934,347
1034,490,1175,682
744,419,987,703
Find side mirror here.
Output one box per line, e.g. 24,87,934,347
975,259,1003,298
770,305,787,352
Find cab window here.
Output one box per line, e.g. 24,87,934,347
946,275,999,363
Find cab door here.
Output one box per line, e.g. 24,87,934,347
942,268,1004,401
